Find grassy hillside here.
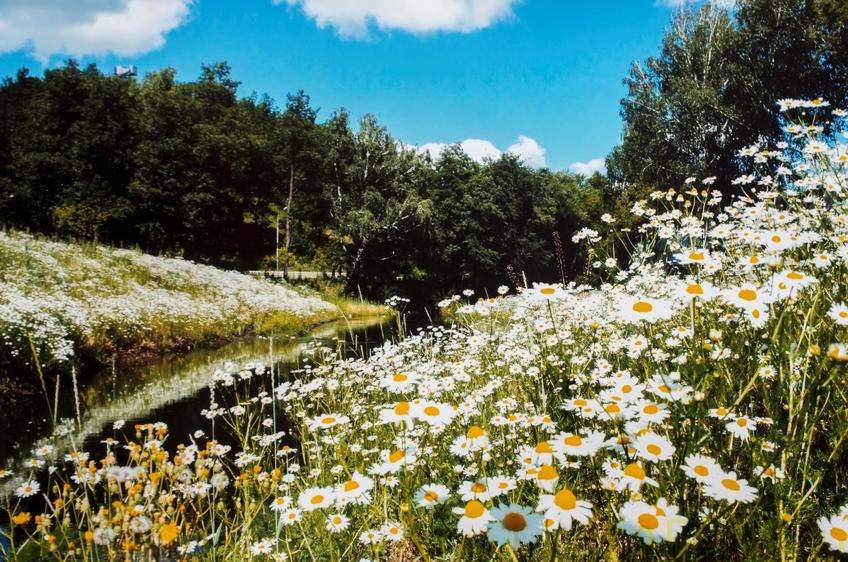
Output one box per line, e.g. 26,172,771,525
0,230,341,373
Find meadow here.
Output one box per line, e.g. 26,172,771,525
0,230,342,374
2,99,848,560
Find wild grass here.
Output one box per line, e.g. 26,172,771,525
3,99,848,561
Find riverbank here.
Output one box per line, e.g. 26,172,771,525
0,229,388,397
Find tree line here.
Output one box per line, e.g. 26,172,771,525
0,61,611,300
1,0,846,301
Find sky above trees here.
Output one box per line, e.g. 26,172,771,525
0,0,689,173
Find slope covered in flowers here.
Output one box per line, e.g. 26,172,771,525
0,231,337,369
3,100,848,560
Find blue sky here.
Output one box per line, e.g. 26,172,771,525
0,0,682,172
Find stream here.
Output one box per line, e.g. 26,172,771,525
0,316,395,493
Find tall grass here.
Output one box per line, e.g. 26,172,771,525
3,99,848,561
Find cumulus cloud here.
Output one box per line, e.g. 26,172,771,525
414,135,546,167
568,158,606,176
0,0,193,62
278,0,519,37
507,135,546,167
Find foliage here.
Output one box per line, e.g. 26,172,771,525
608,0,848,190
4,101,848,561
0,62,610,302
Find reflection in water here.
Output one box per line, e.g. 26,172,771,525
0,316,393,494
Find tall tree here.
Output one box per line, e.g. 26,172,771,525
277,90,319,278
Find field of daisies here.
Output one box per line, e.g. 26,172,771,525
3,98,848,560
0,230,337,371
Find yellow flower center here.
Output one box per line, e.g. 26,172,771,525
343,480,360,492
467,426,485,438
465,500,485,518
423,406,440,417
471,483,487,493
538,465,558,480
536,441,553,454
786,271,803,280
564,435,582,447
389,450,405,463
394,402,410,415
321,417,336,424
623,463,645,480
554,489,577,510
646,444,662,456
632,301,654,313
737,418,748,427
688,251,705,261
831,527,848,542
424,491,439,503
310,495,325,505
392,373,408,382
638,513,659,530
721,479,741,491
738,289,758,301
643,404,659,415
694,465,709,477
540,287,556,295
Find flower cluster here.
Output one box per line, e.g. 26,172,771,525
3,100,848,559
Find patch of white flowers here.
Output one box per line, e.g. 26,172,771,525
0,231,336,365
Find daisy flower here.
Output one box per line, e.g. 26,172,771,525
281,508,301,526
378,401,413,426
536,489,593,531
486,475,517,498
15,480,40,498
633,432,676,462
819,514,848,553
617,296,675,324
703,471,758,504
486,504,544,549
617,500,688,544
379,372,419,393
298,486,335,511
617,462,658,492
458,480,492,502
725,415,757,441
681,454,722,484
380,521,404,542
335,472,374,506
326,513,349,532
411,401,457,427
829,303,848,326
307,414,350,431
453,500,493,537
551,430,606,457
536,464,559,493
415,484,450,507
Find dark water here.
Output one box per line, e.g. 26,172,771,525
0,316,397,480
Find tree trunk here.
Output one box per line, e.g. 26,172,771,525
275,213,280,271
283,164,294,280
343,241,367,294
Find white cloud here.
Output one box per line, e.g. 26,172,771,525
414,135,546,167
568,158,606,176
507,135,546,167
278,0,519,37
0,0,193,62
460,139,503,162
